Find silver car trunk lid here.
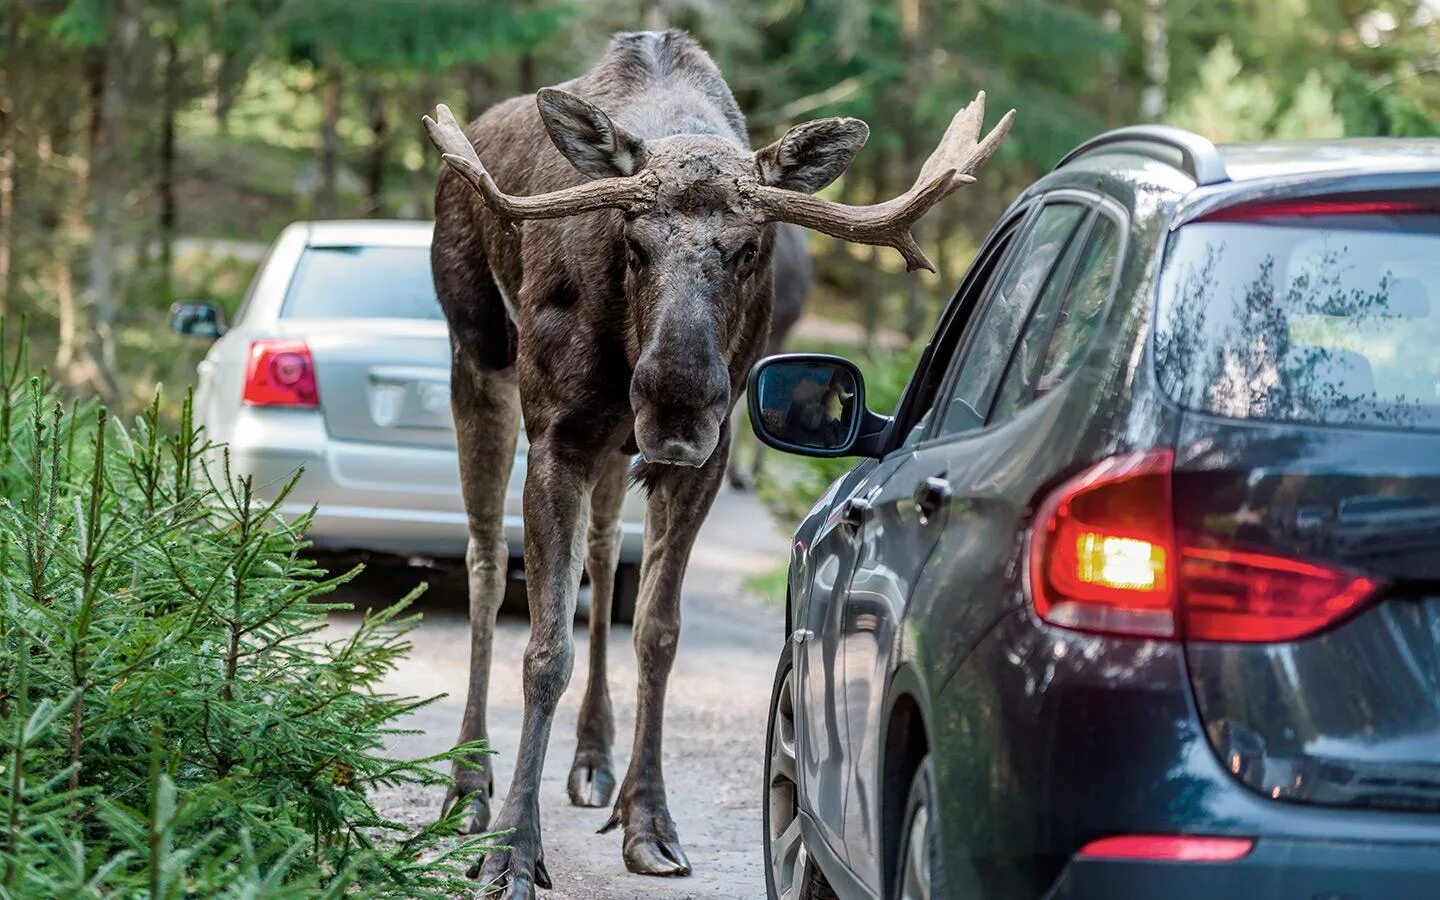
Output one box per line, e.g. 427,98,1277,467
277,318,456,449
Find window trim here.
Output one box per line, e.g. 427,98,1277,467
879,200,1041,455
988,197,1130,421
920,190,1100,445
908,189,1129,451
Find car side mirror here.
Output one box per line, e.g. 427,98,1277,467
747,354,892,458
169,300,226,339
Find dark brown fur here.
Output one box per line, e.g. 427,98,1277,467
431,30,854,897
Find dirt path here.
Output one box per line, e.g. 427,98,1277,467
329,484,789,898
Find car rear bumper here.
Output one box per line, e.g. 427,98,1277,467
1047,837,1440,900
933,609,1440,898
214,407,645,562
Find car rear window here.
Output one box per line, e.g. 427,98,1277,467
1154,207,1440,431
281,245,442,320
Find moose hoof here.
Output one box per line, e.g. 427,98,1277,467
469,852,552,895
441,778,493,834
623,837,692,877
567,756,616,808
600,802,692,877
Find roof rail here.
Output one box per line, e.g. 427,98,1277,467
1054,125,1229,186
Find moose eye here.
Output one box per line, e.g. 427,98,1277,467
737,242,759,268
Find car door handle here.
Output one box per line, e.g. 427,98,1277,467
841,494,873,532
913,476,952,524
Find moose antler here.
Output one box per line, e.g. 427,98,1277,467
423,103,659,220
752,91,1015,272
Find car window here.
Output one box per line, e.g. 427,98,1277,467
934,202,1087,436
890,216,1028,451
992,213,1121,420
1154,209,1440,430
281,245,443,320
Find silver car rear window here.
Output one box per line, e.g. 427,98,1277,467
281,245,442,320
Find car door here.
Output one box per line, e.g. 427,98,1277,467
840,192,1128,881
795,202,1035,865
907,202,1127,895
835,198,1100,882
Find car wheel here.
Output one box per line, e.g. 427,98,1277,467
893,755,945,900
612,561,640,625
764,646,837,900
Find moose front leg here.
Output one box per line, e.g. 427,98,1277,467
442,361,520,833
568,451,630,808
601,436,729,877
475,436,594,899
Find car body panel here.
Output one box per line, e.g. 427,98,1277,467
775,137,1440,900
1172,416,1440,813
192,220,645,562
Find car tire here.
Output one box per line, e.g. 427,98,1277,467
763,645,838,900
611,561,640,625
892,755,946,900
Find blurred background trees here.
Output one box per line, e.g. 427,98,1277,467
0,0,1437,413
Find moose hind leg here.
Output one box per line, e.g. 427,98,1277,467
568,451,630,807
602,438,728,877
441,359,520,833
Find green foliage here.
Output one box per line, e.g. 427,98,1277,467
1169,37,1348,141
0,327,489,896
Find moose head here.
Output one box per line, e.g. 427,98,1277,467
423,90,1012,467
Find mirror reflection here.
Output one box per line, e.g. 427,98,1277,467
754,360,860,451
170,301,225,338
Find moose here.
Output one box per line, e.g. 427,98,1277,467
728,222,812,490
424,29,1012,897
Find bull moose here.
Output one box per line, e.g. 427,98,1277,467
423,28,1012,897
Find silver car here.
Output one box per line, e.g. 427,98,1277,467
172,220,647,618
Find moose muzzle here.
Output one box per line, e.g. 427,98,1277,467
630,339,731,468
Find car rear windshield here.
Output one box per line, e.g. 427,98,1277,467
281,245,442,320
1154,207,1440,431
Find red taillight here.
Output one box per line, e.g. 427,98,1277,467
243,339,319,408
1028,451,1380,642
1030,450,1177,638
1078,834,1254,862
1179,548,1376,642
1200,198,1436,221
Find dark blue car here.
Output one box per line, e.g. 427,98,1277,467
749,128,1440,900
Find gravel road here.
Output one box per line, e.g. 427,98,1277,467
329,484,789,898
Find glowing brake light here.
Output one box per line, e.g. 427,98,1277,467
1076,533,1166,592
243,339,319,408
1078,834,1254,862
1029,450,1380,642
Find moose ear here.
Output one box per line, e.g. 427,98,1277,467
536,88,647,179
754,117,870,194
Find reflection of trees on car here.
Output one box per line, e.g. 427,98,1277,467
1154,222,1438,431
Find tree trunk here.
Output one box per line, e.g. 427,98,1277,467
463,63,490,121
518,53,537,94
364,85,388,217
158,32,180,297
1139,0,1169,121
0,85,15,319
315,62,343,218
0,0,18,319
643,0,668,30
898,0,930,342
81,4,137,404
